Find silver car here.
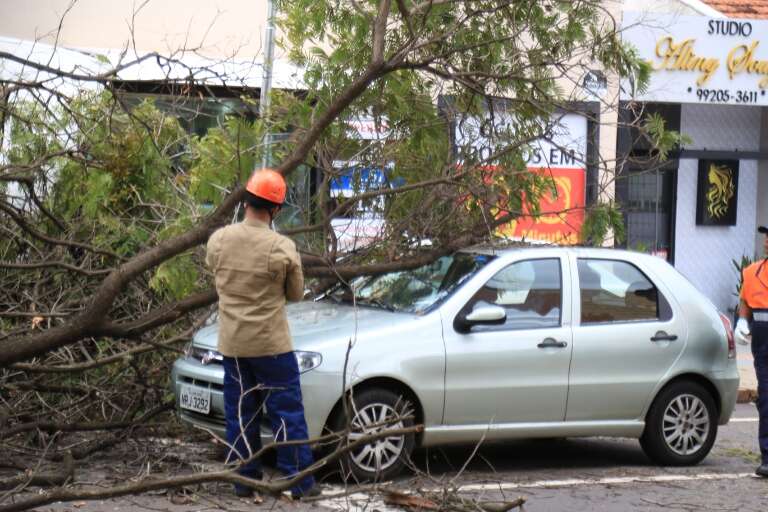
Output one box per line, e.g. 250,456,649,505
171,246,739,480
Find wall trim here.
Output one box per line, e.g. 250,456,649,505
677,149,768,160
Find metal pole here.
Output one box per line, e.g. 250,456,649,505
260,0,276,169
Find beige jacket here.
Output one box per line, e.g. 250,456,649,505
205,218,304,357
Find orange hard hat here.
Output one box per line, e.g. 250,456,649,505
245,168,286,205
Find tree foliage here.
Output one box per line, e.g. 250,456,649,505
0,2,690,507
0,0,690,379
0,0,672,398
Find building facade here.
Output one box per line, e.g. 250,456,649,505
618,9,768,314
1,0,766,314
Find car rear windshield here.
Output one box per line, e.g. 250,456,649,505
326,252,496,314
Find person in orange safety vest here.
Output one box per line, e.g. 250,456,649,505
735,225,768,477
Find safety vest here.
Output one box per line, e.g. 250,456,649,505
742,259,768,310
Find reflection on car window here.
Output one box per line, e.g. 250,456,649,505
467,258,562,331
327,252,495,313
578,259,661,324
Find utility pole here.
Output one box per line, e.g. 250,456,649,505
260,0,276,169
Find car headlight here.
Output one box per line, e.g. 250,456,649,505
295,351,322,373
204,312,218,326
186,344,223,365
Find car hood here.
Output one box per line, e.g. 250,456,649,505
191,301,411,351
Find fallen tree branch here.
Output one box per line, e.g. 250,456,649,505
0,424,423,512
0,401,172,440
0,452,74,492
10,325,198,373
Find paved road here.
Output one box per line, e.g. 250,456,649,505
316,403,766,512
38,403,766,512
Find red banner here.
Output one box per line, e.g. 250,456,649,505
496,167,586,245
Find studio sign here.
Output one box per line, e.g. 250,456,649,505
621,13,768,104
653,37,768,87
707,20,752,37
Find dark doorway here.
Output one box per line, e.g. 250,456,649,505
615,103,680,263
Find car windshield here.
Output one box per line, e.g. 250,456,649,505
325,252,495,314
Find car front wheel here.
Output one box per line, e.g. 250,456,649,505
330,388,415,482
640,380,718,466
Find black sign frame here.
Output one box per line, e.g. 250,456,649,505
696,159,739,226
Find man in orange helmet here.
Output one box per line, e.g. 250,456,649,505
206,168,318,499
735,225,768,477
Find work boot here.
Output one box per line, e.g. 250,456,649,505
234,472,263,498
756,464,768,477
291,485,322,500
235,485,254,498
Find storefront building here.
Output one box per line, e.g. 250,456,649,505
448,102,596,246
3,0,765,315
619,10,768,314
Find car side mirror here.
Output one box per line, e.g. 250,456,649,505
454,304,507,333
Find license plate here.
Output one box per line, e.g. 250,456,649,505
179,385,211,414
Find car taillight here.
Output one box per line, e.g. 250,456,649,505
719,312,736,359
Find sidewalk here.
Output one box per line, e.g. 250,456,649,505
737,342,758,404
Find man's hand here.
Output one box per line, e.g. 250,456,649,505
735,318,752,345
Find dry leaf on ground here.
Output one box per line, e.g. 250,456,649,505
383,490,438,511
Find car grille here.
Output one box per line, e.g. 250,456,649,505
184,409,226,423
181,376,224,391
181,406,271,432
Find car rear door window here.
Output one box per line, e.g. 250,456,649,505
468,258,562,331
578,258,671,324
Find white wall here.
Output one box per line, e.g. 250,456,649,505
622,0,723,16
0,0,271,59
758,109,768,251
675,104,761,313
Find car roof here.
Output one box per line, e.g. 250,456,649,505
457,239,553,255
458,242,662,263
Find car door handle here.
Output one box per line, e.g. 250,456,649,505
538,338,568,348
650,331,678,342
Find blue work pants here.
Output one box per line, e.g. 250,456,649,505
752,312,768,464
222,353,315,496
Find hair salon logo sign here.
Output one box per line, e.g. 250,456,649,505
622,13,768,105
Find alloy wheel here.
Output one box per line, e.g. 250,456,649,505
347,402,406,473
662,393,710,456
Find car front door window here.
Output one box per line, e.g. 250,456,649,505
466,258,562,331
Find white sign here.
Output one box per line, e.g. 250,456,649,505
583,70,608,99
331,216,387,252
346,117,390,140
455,112,588,170
622,12,768,105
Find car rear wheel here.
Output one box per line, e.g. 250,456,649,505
330,388,415,482
640,381,717,466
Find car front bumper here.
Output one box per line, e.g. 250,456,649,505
170,356,342,444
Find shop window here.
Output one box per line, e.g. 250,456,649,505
616,102,680,262
110,81,317,236
110,80,261,137
615,164,675,260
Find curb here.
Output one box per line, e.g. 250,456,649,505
738,388,757,404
